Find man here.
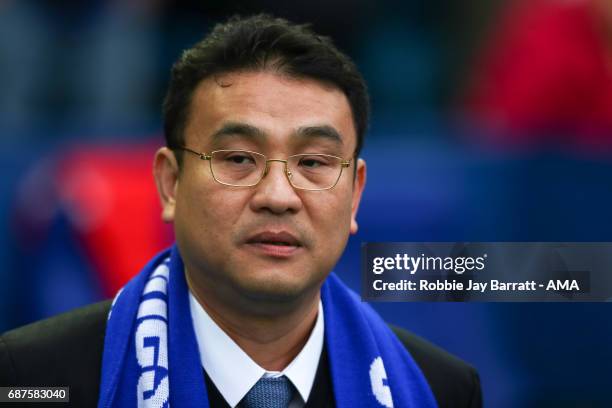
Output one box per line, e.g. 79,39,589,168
1,15,481,407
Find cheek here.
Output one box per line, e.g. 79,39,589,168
175,183,242,244
307,192,353,242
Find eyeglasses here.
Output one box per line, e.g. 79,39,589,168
178,147,351,191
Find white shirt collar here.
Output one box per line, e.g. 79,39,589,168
188,291,324,408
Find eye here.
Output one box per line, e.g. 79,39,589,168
298,156,331,168
225,153,256,165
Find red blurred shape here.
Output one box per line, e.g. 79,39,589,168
464,0,612,149
55,142,173,296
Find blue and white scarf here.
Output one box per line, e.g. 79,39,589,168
97,246,437,408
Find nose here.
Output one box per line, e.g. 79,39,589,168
262,159,291,179
249,159,303,215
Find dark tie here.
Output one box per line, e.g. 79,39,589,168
241,376,295,408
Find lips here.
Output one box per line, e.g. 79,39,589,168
246,231,301,246
245,231,303,258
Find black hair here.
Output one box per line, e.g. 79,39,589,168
163,14,369,164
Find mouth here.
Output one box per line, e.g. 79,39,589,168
245,231,303,258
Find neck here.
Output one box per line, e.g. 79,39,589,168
186,271,321,372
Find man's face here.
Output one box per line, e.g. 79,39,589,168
155,71,366,305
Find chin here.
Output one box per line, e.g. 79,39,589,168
232,273,320,304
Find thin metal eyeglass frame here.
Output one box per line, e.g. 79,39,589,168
177,147,351,191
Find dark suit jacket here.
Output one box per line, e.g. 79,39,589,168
0,301,482,407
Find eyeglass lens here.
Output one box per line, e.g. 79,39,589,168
209,150,343,189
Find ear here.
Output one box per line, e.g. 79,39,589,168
153,147,179,223
350,158,366,234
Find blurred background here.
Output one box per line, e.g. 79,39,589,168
2,0,612,406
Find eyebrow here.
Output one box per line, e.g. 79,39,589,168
209,121,266,141
209,121,344,147
295,125,344,147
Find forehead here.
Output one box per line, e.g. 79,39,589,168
184,71,357,151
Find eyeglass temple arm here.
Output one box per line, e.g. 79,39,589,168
179,147,211,160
